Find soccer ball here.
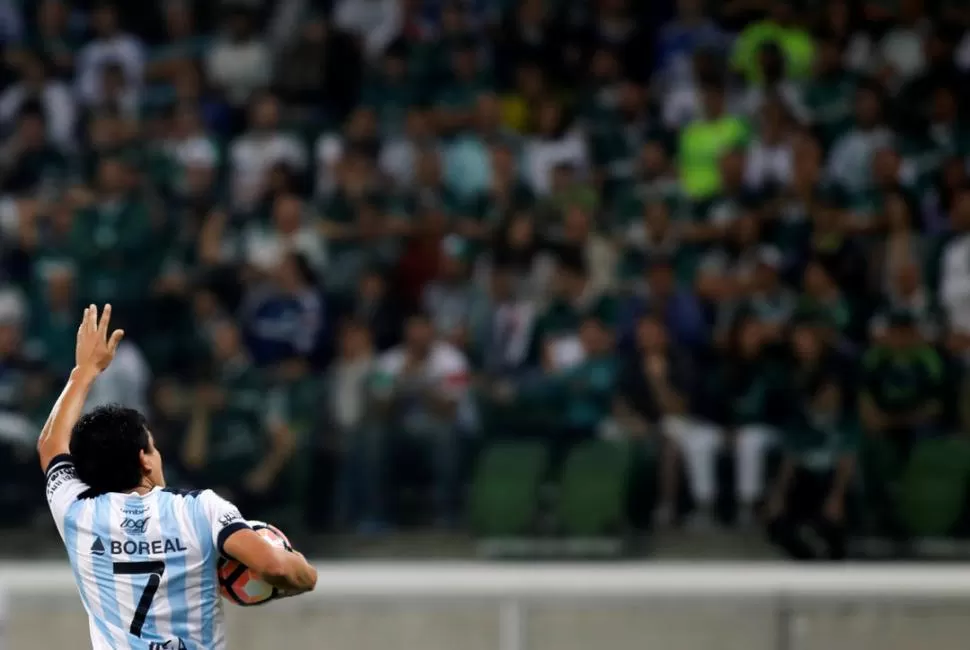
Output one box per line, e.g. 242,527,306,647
218,520,292,606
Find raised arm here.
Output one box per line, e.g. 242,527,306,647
37,304,124,473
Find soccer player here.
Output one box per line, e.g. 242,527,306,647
38,304,317,650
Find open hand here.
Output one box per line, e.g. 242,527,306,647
75,304,125,374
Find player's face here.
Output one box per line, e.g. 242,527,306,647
141,433,166,489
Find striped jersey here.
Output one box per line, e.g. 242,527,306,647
45,454,252,650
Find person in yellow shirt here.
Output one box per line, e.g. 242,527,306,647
500,62,546,133
678,79,749,201
731,4,815,84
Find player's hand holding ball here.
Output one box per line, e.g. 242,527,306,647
219,521,308,606
75,304,124,374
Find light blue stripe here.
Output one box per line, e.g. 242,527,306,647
159,493,191,648
125,494,160,644
189,497,217,648
64,501,117,647
93,496,133,649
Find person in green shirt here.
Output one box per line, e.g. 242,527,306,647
28,0,84,81
860,310,945,460
25,263,78,381
797,260,853,341
556,315,619,439
181,320,297,519
765,324,857,560
522,314,619,463
803,37,858,150
535,248,618,363
362,42,421,137
69,157,157,322
433,38,490,136
678,78,749,201
713,314,786,524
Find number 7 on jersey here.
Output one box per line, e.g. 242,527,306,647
113,560,165,637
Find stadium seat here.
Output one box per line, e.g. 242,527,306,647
468,441,549,536
897,438,970,537
556,441,632,536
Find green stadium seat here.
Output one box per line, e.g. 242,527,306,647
468,441,549,536
897,438,970,537
557,441,632,536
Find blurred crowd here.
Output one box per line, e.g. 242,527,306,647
1,0,970,555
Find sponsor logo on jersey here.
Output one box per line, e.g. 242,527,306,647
91,537,105,556
120,517,151,535
218,511,240,527
45,465,78,499
111,538,188,555
122,506,147,516
149,639,187,650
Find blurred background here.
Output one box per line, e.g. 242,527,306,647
0,0,970,562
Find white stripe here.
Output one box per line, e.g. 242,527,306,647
89,625,114,650
173,494,205,642
75,500,128,650
146,491,174,642
109,494,137,639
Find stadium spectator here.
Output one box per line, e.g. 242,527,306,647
370,311,472,524
205,5,270,109
765,323,855,560
6,0,970,558
75,3,144,108
0,51,76,149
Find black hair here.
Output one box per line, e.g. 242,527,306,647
406,308,433,324
556,245,587,276
69,405,151,495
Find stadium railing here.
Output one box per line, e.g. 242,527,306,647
4,562,970,650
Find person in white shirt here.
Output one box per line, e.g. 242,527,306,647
744,95,794,193
826,82,893,196
75,4,144,107
371,312,473,523
0,51,76,149
229,94,306,212
333,0,402,62
524,99,588,196
940,190,970,359
205,6,272,107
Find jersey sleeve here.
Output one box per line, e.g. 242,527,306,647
197,489,252,557
44,454,90,535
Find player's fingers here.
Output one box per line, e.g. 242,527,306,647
107,329,125,354
98,303,112,336
87,304,98,331
78,305,89,330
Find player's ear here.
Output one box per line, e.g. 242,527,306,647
139,448,153,477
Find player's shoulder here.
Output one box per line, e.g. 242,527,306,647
45,453,89,501
159,487,228,514
160,487,207,500
160,487,240,519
